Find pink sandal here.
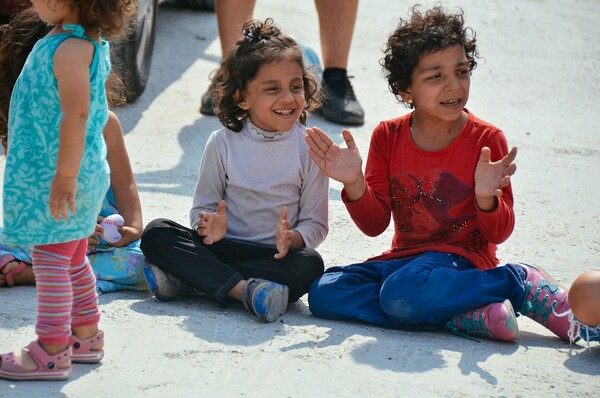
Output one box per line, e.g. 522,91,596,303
70,330,104,363
0,255,26,287
0,341,72,381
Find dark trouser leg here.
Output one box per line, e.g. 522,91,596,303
141,219,323,303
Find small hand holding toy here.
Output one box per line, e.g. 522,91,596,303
100,214,124,243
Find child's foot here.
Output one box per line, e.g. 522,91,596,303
241,278,289,322
143,264,195,302
446,299,520,341
517,263,572,341
0,341,71,381
70,330,105,363
0,258,33,287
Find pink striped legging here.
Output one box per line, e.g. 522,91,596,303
32,238,100,346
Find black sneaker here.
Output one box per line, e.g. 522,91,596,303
199,88,216,115
316,68,364,126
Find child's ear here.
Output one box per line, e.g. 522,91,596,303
234,90,249,110
400,90,412,103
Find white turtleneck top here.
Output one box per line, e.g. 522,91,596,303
189,118,329,249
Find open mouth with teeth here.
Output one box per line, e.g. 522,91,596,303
274,109,295,115
440,99,461,106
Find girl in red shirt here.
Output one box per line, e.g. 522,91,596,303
305,5,574,342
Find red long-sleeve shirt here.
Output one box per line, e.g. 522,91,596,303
343,110,514,270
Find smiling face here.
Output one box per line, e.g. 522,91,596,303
403,44,471,124
237,58,305,133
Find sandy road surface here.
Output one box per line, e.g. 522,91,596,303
1,0,599,396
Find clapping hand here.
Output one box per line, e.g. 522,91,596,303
274,206,293,259
474,146,517,210
196,200,228,245
305,127,363,185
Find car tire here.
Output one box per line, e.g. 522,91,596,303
113,0,159,103
173,0,215,11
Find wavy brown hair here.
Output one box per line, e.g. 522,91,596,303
61,0,135,40
0,7,126,149
212,18,321,132
381,4,478,107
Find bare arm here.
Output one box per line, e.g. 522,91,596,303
51,38,94,220
103,111,143,246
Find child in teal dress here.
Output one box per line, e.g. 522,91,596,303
0,8,148,294
0,0,134,382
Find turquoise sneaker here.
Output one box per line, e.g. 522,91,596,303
446,299,520,341
241,278,289,322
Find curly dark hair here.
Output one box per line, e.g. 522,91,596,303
212,18,321,132
0,7,126,149
381,4,478,107
63,0,135,40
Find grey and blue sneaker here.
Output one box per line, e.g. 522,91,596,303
143,264,195,302
241,278,289,322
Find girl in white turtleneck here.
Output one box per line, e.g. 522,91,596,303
141,18,328,323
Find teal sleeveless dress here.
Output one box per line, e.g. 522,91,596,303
0,188,149,294
2,24,111,245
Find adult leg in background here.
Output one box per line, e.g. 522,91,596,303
313,0,364,125
200,0,255,114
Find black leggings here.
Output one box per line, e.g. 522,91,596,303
140,218,324,303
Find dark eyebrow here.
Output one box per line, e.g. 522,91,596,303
257,78,280,85
418,64,442,73
258,76,303,86
418,59,470,73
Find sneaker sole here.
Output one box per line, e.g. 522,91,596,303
199,104,215,116
312,107,364,126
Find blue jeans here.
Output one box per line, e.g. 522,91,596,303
308,251,527,331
